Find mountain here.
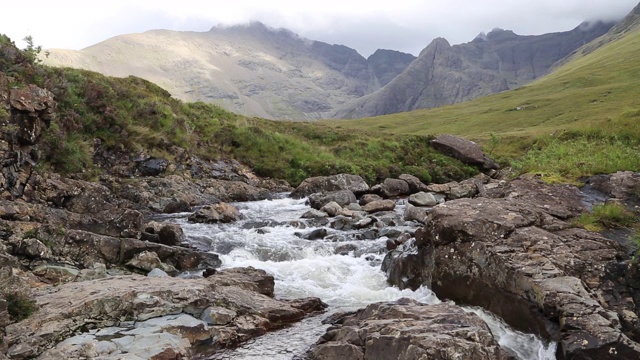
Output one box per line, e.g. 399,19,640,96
43,22,415,120
333,21,615,119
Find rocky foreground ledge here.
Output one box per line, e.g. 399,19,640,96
3,267,326,359
384,174,640,359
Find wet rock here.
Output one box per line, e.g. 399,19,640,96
430,134,499,170
386,238,398,251
188,203,243,224
295,228,328,240
408,192,438,207
4,268,323,358
354,216,375,229
309,190,357,210
136,157,169,176
291,174,369,199
308,299,509,360
301,209,329,219
201,306,237,325
330,217,356,231
362,200,395,213
320,201,343,217
334,244,357,255
358,194,383,206
145,221,185,246
387,178,640,358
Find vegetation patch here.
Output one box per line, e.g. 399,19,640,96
3,291,37,321
575,202,637,232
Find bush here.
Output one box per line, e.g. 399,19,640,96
4,291,37,321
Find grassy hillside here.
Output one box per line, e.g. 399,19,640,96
0,35,477,187
323,26,640,181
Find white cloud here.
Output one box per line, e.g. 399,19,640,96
3,0,637,56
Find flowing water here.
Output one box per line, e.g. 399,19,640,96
170,196,556,359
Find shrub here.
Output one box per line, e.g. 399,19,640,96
4,291,37,321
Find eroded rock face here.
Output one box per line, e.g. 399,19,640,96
385,178,640,358
4,268,326,359
308,298,510,360
291,174,369,199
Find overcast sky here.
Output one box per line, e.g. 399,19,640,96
4,1,638,57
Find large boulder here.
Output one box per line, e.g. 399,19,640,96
398,174,429,193
430,134,498,170
408,192,438,207
385,178,640,358
308,298,510,360
308,190,357,210
291,174,369,199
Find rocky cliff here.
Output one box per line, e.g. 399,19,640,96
334,21,614,119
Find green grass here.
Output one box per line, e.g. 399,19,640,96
575,203,637,232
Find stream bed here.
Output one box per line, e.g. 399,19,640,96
169,196,557,359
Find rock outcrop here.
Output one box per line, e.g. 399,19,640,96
384,178,640,358
308,298,510,360
430,134,499,170
4,267,327,359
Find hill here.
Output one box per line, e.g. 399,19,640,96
323,19,640,180
42,22,415,120
334,21,615,119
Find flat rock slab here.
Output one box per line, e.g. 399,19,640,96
308,298,510,360
4,267,326,359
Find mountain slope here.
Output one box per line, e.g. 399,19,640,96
323,21,640,143
334,21,614,119
43,22,415,120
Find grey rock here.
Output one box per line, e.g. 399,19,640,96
430,134,498,170
378,178,411,198
189,203,243,224
362,200,396,213
201,306,237,326
408,192,438,207
308,190,357,210
403,204,429,224
320,201,343,217
301,209,329,219
291,174,369,199
398,174,429,193
147,268,170,278
358,194,383,206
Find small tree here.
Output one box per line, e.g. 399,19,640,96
22,35,47,65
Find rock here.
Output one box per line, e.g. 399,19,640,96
291,174,369,199
157,223,185,246
188,203,243,224
430,134,499,170
148,268,170,278
17,238,51,259
386,178,640,358
403,204,429,224
320,201,343,217
4,268,325,358
126,251,177,275
358,194,383,206
386,238,398,251
408,192,438,207
308,190,357,210
308,299,509,360
32,265,79,284
201,306,237,325
301,209,329,219
447,180,478,199
378,178,411,198
295,228,328,240
344,203,362,211
0,298,9,328
136,157,169,176
354,217,375,229
362,200,396,213
426,183,450,194
398,174,429,193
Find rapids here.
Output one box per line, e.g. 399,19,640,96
170,196,556,359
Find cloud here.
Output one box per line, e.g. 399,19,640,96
3,0,637,56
